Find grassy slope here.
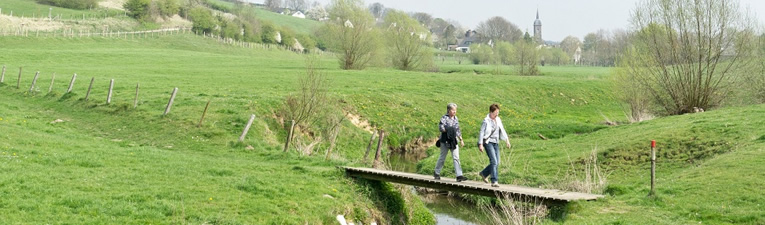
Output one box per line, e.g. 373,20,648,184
1,0,123,18
206,0,321,35
0,90,383,224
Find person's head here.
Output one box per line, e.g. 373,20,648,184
447,103,458,117
489,104,500,119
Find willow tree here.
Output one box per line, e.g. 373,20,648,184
383,10,433,71
621,0,758,115
324,0,380,70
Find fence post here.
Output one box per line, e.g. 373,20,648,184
239,114,256,142
28,71,40,93
16,67,22,89
373,129,385,169
84,77,94,100
198,99,210,127
650,140,657,196
1,65,5,83
282,120,296,152
106,79,114,104
163,87,178,115
47,72,55,93
133,82,139,108
67,73,76,93
363,131,376,163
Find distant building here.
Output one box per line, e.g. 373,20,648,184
291,11,305,19
455,30,480,53
533,9,542,44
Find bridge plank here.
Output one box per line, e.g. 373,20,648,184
344,167,604,203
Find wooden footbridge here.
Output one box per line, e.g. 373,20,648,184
344,167,604,204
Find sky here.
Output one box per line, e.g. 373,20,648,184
256,0,765,42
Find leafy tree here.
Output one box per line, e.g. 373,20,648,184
410,12,433,28
494,41,514,65
324,0,380,70
261,23,279,44
514,39,539,75
383,10,433,70
620,0,758,115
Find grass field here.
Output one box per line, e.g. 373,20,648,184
1,0,124,19
1,31,763,224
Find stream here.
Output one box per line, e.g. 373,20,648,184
388,153,490,225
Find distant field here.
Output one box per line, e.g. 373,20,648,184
1,0,124,19
205,0,322,35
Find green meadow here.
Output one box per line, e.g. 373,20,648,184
1,32,763,224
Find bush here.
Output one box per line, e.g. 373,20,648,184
156,0,179,17
124,0,151,21
37,0,99,10
188,6,216,34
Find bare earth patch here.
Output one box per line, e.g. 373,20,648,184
345,112,374,134
99,0,126,10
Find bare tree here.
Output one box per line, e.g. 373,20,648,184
282,56,329,131
477,16,522,43
265,0,282,10
622,0,758,115
286,0,307,11
368,2,384,21
560,36,581,59
410,12,433,28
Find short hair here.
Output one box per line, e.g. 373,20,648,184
489,104,500,113
447,103,458,114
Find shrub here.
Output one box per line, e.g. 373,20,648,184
124,0,151,21
188,6,216,34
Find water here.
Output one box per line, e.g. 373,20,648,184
388,153,489,225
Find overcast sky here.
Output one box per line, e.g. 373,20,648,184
258,0,765,42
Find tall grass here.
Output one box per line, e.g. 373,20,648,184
481,194,548,225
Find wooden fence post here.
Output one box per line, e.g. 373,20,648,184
363,131,376,163
133,82,139,108
373,129,385,169
16,67,22,89
283,120,296,152
198,99,210,127
67,73,77,93
48,72,55,93
239,114,256,142
106,79,114,104
28,71,40,93
84,77,94,100
1,65,5,83
163,87,178,115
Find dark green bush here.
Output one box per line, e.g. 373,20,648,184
37,0,99,10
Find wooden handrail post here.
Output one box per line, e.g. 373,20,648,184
373,129,385,169
363,130,376,163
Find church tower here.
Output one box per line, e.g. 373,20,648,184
533,9,542,44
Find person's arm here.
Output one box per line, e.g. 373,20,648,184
455,117,464,146
499,117,511,148
439,115,447,133
478,120,487,151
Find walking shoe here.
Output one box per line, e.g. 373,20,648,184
456,176,468,182
434,173,440,180
480,174,489,183
491,182,500,187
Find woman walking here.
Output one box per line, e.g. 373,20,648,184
478,104,511,187
434,103,467,182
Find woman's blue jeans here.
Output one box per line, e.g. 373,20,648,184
480,142,500,183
